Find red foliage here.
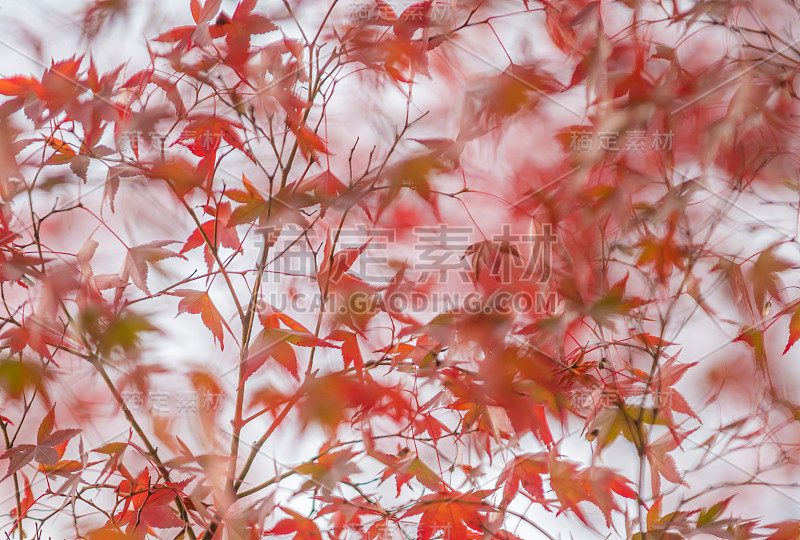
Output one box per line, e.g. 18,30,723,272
0,0,799,538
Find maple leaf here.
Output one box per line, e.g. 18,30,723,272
733,326,768,373
298,373,410,432
784,303,800,354
588,466,637,525
343,24,441,82
586,401,675,453
0,316,64,361
748,246,792,312
695,496,737,534
301,170,348,201
190,0,222,24
1,406,80,478
548,454,634,526
646,430,690,496
477,63,563,122
243,330,299,381
119,240,184,293
170,289,230,349
327,329,365,376
175,115,248,157
403,491,487,540
412,413,449,443
35,56,85,121
120,70,185,117
243,304,337,381
320,238,372,285
266,507,322,540
0,76,41,97
393,1,433,39
637,231,685,283
496,453,548,506
227,174,311,229
287,114,329,161
114,469,187,538
462,239,522,282
453,400,513,445
393,455,445,495
226,174,270,226
148,158,207,197
378,153,448,219
295,448,361,496
39,458,84,476
547,456,594,524
258,303,312,332
9,473,33,532
588,274,643,328
317,496,384,538
153,25,197,44
180,201,241,271
268,327,333,348
242,321,334,383
0,359,46,400
215,0,279,66
104,164,141,212
765,520,800,540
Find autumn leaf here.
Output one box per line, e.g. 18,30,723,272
637,231,685,283
765,520,800,540
321,239,371,285
294,448,361,496
0,316,64,361
404,491,487,540
734,326,768,373
478,63,562,122
170,289,230,349
242,306,337,383
327,329,365,376
588,466,637,525
298,372,410,432
646,430,690,496
547,453,634,526
0,76,40,97
148,158,207,197
174,115,248,157
119,240,184,293
180,201,241,271
496,453,548,505
190,0,222,24
226,174,270,226
748,246,792,312
266,507,322,540
588,274,643,328
784,304,800,354
287,115,329,161
0,358,45,400
114,469,187,536
216,0,279,65
548,456,594,524
1,406,80,478
393,1,433,39
243,330,299,381
394,455,445,495
9,473,33,532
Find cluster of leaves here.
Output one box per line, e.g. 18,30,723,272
1,0,800,538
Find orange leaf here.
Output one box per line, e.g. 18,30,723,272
171,289,229,349
784,305,800,354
